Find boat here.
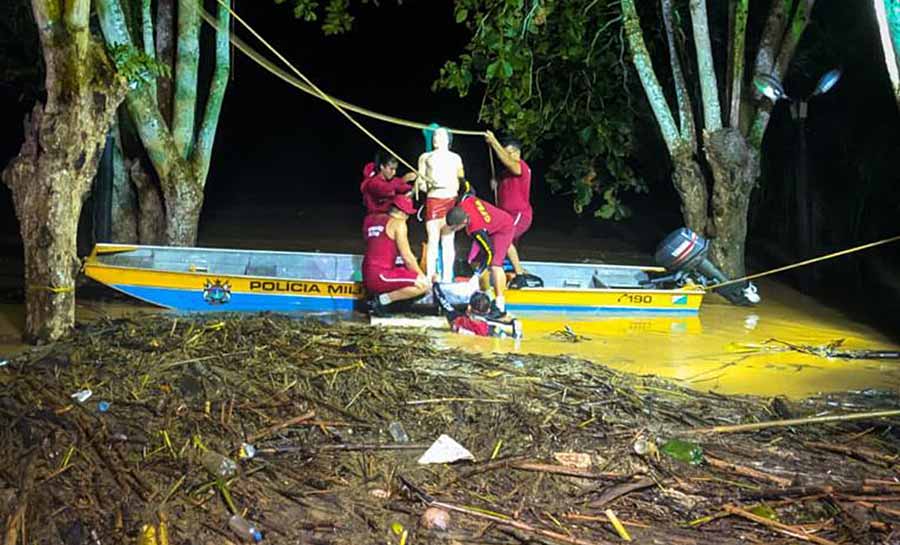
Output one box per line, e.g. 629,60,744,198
82,243,706,314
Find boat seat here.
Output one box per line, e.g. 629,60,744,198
244,264,278,277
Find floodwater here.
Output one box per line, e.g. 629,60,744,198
2,276,894,400
0,203,896,400
442,279,900,399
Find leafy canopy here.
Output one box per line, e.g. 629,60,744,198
437,0,643,218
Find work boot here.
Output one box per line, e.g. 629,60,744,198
367,298,389,318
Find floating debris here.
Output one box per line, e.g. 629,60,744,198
0,313,896,544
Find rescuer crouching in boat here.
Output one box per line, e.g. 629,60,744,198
363,195,431,316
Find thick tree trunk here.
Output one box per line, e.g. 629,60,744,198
2,1,123,343
162,172,203,245
671,147,709,234
128,160,167,244
703,128,759,278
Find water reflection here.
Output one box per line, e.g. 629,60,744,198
441,280,900,399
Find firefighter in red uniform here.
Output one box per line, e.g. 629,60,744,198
360,154,417,215
444,194,515,315
362,195,429,315
485,131,532,276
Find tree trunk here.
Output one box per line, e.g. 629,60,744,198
110,119,139,243
2,0,124,343
161,168,203,245
703,128,759,278
128,160,167,244
874,0,900,110
671,147,709,234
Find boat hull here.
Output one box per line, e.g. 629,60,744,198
83,244,704,314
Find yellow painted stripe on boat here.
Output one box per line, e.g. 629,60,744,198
505,288,703,311
84,264,363,298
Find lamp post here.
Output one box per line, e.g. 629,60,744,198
753,69,842,291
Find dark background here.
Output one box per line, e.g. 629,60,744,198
1,1,899,336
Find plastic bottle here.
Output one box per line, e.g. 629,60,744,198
200,450,238,479
387,422,410,443
228,514,263,543
660,438,704,465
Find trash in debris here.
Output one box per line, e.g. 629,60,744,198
420,507,451,530
417,434,475,464
97,401,110,412
70,389,92,403
387,421,410,443
550,324,591,342
0,359,8,367
239,442,256,460
228,514,263,543
137,524,158,545
632,437,657,457
660,438,704,465
200,450,238,479
553,451,592,469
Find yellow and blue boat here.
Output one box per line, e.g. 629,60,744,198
83,243,705,314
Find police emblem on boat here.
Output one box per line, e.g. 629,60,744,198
203,279,232,305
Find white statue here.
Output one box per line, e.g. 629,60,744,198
416,127,465,283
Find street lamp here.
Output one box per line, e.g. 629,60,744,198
752,68,842,292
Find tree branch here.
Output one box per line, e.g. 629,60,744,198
661,0,696,150
96,0,182,184
191,0,230,184
64,0,90,58
727,0,749,128
31,0,63,111
874,0,900,111
773,0,815,77
749,0,816,148
621,0,682,156
751,0,792,82
688,0,722,131
155,0,176,124
141,0,157,104
172,0,200,159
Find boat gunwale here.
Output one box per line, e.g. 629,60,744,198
88,244,668,273
85,262,704,298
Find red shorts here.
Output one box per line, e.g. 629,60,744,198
363,267,418,295
469,228,514,268
425,197,456,221
509,209,533,243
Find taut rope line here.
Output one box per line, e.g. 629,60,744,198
199,9,485,137
707,234,900,289
207,0,427,184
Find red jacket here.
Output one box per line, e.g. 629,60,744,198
459,195,514,235
360,162,412,215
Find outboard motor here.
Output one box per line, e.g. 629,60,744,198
654,228,760,306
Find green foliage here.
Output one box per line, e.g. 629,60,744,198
436,0,645,218
108,43,171,89
275,0,401,35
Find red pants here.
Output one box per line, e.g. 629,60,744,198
510,209,533,243
425,197,456,221
363,267,418,295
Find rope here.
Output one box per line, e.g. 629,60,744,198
198,7,485,137
487,142,497,202
707,234,900,289
28,285,74,294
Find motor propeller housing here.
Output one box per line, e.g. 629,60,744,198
654,228,760,306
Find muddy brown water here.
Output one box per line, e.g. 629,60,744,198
0,202,897,399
